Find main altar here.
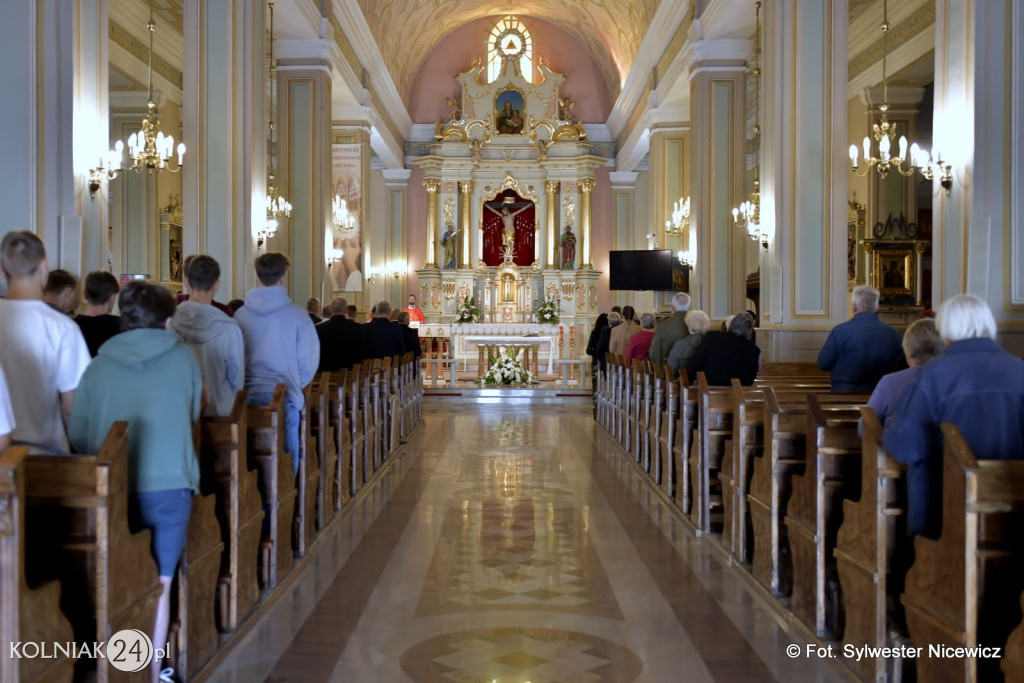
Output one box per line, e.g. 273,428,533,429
412,21,603,370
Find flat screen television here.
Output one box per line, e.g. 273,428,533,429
608,249,675,291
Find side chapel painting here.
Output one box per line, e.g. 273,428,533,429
495,88,525,135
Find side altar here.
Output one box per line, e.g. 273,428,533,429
411,24,604,366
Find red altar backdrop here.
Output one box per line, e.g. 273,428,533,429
482,190,536,267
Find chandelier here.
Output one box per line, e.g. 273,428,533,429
732,1,766,249
333,195,357,235
261,2,291,245
665,197,690,236
113,6,185,175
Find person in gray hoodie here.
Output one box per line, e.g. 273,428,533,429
234,252,319,474
171,255,245,417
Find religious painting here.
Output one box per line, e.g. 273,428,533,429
330,143,362,291
873,248,913,297
495,87,526,135
159,198,183,293
848,200,865,286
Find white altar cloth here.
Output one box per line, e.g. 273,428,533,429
462,335,556,374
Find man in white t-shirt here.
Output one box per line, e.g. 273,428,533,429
0,231,91,454
0,365,14,452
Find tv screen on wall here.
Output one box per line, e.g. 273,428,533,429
608,249,675,291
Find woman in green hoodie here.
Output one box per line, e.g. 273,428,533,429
69,281,202,681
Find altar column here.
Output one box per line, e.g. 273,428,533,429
545,180,559,268
459,181,473,268
423,178,440,267
579,178,596,268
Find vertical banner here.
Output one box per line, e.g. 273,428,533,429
330,143,362,291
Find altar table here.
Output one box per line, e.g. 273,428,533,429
462,335,556,375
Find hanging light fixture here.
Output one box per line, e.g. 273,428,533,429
332,195,357,233
112,3,185,174
732,1,766,249
260,1,291,245
665,197,690,236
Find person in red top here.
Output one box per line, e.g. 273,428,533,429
626,312,657,361
406,294,425,325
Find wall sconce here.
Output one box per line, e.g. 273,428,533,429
676,249,695,268
665,197,690,236
386,261,407,280
913,148,954,196
256,219,278,249
366,271,379,285
88,144,124,199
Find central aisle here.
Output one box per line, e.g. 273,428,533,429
212,404,844,682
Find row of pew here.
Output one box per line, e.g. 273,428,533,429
0,352,423,682
595,353,1024,682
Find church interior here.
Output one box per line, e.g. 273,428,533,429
2,0,1024,681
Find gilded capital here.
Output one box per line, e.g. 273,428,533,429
544,180,559,195
459,181,473,194
423,178,441,193
578,178,596,194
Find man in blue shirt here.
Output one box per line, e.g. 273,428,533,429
816,285,902,392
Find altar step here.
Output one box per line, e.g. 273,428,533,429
423,386,593,404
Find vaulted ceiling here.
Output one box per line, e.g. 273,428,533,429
355,0,661,106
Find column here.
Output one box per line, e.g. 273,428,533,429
932,0,1023,349
545,180,559,268
383,168,412,303
183,0,265,297
688,40,748,320
579,178,596,268
273,45,332,306
459,181,472,268
758,0,849,357
423,178,440,267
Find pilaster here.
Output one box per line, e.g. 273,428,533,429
459,181,473,269
423,177,440,267
579,178,596,268
544,181,559,269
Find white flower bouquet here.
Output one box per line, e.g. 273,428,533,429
456,297,480,323
481,348,534,385
534,299,559,325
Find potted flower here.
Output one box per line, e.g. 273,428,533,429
534,298,559,325
456,296,480,323
481,347,534,385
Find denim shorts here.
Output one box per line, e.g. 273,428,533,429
135,488,193,576
248,391,301,475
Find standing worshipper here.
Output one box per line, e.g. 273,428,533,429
649,292,691,363
306,298,323,324
234,253,319,474
361,300,406,359
316,297,365,372
171,255,246,417
817,285,902,392
0,231,90,454
43,268,78,314
74,270,121,357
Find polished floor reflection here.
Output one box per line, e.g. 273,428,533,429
208,403,845,682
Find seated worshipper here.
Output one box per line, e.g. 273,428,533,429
608,305,639,356
883,294,1024,538
817,285,902,392
347,303,359,321
0,231,91,454
315,297,364,372
595,312,621,376
626,312,657,361
397,310,422,361
43,268,78,314
0,365,14,452
667,310,712,377
171,255,245,417
307,297,322,324
321,304,331,320
586,313,610,372
649,292,692,363
234,253,319,474
74,270,121,357
690,312,761,386
68,280,201,680
360,300,406,360
861,318,944,435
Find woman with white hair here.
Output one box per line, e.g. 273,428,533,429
625,312,657,360
883,294,1024,538
666,310,711,376
690,312,761,385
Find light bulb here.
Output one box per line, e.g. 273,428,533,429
898,136,907,161
862,137,871,162
849,144,858,168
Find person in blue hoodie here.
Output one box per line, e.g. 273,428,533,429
68,280,202,682
171,255,245,417
234,252,319,474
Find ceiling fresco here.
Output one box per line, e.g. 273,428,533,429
355,0,661,104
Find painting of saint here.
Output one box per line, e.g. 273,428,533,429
495,89,525,135
883,260,905,288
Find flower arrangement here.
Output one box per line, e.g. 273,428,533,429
534,298,559,325
481,347,534,385
455,296,480,323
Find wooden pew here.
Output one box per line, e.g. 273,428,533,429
692,372,733,536
1004,593,1024,681
901,424,1024,683
199,392,262,633
325,370,351,510
674,370,696,516
833,406,907,682
657,365,679,499
620,355,633,452
311,375,337,530
170,485,223,679
786,394,864,639
0,447,76,683
294,384,319,559
24,422,162,682
346,367,366,491
631,360,648,467
650,362,667,488
246,385,296,590
360,359,380,479
381,357,399,458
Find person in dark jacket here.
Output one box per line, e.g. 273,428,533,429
586,313,609,370
361,300,406,359
817,285,902,392
690,312,761,386
595,311,621,376
315,296,364,372
397,310,422,360
74,270,121,356
883,294,1024,538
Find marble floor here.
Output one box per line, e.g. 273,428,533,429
207,403,846,683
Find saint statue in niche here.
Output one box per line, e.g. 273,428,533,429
485,201,530,253
440,226,460,269
559,226,576,270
